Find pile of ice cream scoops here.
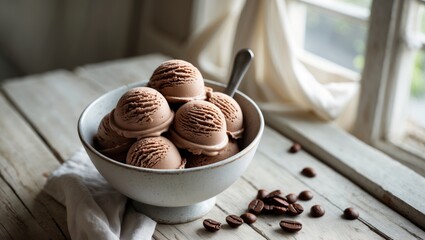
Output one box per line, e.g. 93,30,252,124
94,59,244,169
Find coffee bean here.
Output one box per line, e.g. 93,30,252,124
271,197,289,208
264,189,282,200
272,205,287,215
289,143,301,153
310,205,325,217
298,190,313,201
280,219,302,232
240,212,257,224
248,199,264,215
344,207,359,220
256,189,268,200
301,167,316,177
286,193,298,203
262,204,274,214
288,203,304,215
226,215,244,228
203,219,221,232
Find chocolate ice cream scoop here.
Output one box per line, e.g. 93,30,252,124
207,91,244,139
95,113,135,162
109,87,174,138
170,100,228,156
186,140,240,168
148,59,206,103
126,136,185,169
96,113,134,151
94,113,136,162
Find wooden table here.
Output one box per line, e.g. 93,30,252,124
1,54,424,239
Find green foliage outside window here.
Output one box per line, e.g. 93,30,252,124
411,51,425,97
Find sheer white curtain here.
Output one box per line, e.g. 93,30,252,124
177,0,359,123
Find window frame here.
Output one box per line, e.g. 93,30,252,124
289,0,425,176
353,0,425,176
280,0,425,229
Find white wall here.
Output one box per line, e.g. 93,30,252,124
0,0,194,81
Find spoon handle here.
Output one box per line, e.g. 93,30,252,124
225,48,254,97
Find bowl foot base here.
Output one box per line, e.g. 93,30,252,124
131,197,216,224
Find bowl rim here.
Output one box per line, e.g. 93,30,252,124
77,79,264,174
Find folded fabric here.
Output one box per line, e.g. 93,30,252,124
44,148,156,240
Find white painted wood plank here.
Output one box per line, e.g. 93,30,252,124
156,150,384,239
154,206,264,240
0,93,68,239
0,176,48,239
215,153,384,239
2,70,103,161
265,111,425,237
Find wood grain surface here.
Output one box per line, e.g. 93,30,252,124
1,54,423,239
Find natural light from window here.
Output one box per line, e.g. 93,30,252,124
302,0,371,72
409,4,425,130
297,0,425,175
301,0,424,131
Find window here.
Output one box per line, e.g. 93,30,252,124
354,0,425,176
289,0,425,176
288,0,371,81
302,0,371,72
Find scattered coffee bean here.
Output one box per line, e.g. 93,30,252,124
272,205,288,215
289,143,301,153
262,204,274,214
248,199,264,215
203,219,221,232
256,189,268,200
286,193,298,203
344,207,359,220
298,190,313,201
301,167,316,177
264,189,282,200
240,212,257,224
288,203,304,215
280,219,302,232
226,215,244,228
310,205,325,217
271,197,289,208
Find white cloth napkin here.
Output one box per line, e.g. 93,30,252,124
44,148,156,240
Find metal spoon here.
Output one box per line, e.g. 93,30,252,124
225,48,254,97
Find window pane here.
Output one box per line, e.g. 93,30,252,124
418,4,425,34
328,0,372,8
409,50,425,129
303,6,368,72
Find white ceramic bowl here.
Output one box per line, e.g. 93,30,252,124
78,80,264,223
